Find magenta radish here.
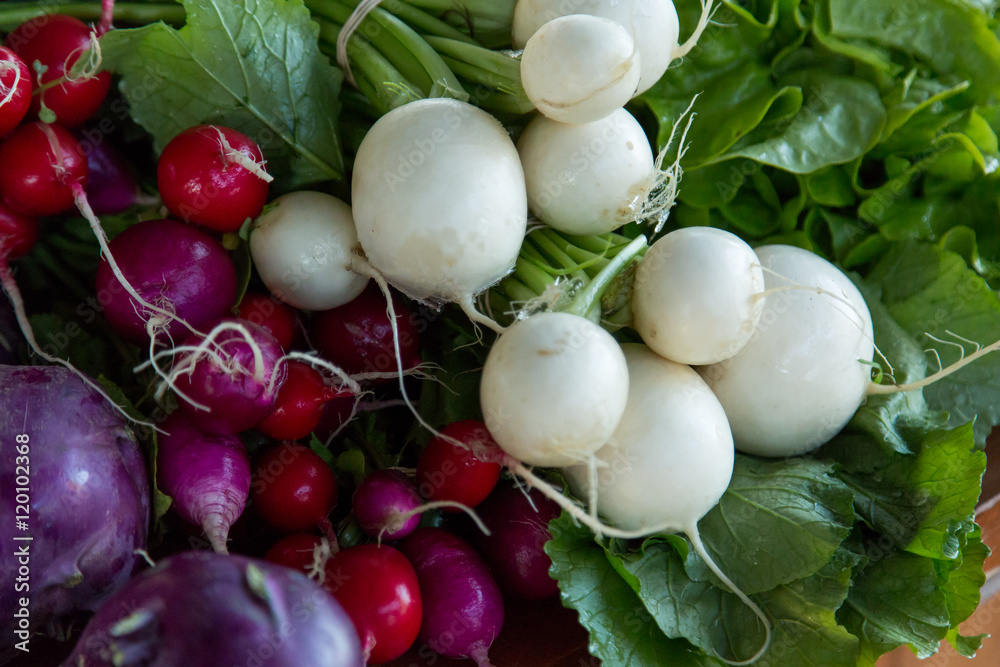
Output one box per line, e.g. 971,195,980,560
398,527,504,666
64,551,365,667
74,131,142,214
326,544,423,664
157,124,271,233
157,411,249,554
94,218,238,345
249,190,369,310
0,366,149,656
251,442,339,534
167,318,288,434
0,121,87,216
352,469,423,541
309,282,422,382
0,46,31,137
4,14,111,127
416,420,503,509
464,482,561,601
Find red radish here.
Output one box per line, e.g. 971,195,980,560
236,290,297,351
0,121,87,216
416,420,503,509
94,219,237,345
310,283,422,382
251,442,338,534
4,15,111,127
0,46,31,137
465,483,561,600
74,131,141,214
0,202,38,260
352,469,423,541
168,318,288,434
313,392,360,441
157,411,250,554
256,360,347,441
157,124,271,233
326,544,423,664
399,527,504,666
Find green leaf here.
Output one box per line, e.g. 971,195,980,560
831,422,985,559
546,514,719,667
866,241,1000,443
697,456,856,595
100,0,344,191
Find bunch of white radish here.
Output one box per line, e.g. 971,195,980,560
513,0,712,236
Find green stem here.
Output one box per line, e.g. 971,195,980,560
326,0,477,44
514,256,558,296
563,235,648,318
316,22,420,115
538,228,610,277
424,35,529,112
310,0,467,102
0,3,185,30
530,231,593,282
400,0,515,48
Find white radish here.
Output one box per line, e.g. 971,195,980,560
632,227,765,365
517,108,654,235
480,311,629,467
351,98,527,329
699,244,875,457
520,14,640,124
562,343,771,665
249,191,369,311
513,0,714,95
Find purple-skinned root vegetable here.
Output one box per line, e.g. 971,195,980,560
62,551,365,667
74,131,142,215
464,482,561,600
0,366,149,661
352,469,423,541
157,411,250,554
168,318,288,435
94,218,237,346
398,527,504,666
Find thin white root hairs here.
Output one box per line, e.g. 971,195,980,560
207,125,273,183
637,94,698,234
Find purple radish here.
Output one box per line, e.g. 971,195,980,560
352,469,423,541
157,411,249,554
398,527,504,666
75,132,141,214
465,482,561,600
169,318,288,434
0,366,149,661
63,551,365,667
94,218,237,345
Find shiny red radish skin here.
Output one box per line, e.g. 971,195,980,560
157,124,269,233
466,482,561,600
157,411,250,554
326,544,423,664
251,442,338,534
172,318,288,435
94,219,238,345
398,527,504,666
416,420,503,509
310,283,422,382
0,202,38,260
0,121,87,216
5,15,111,128
352,469,423,541
0,46,31,137
256,361,347,442
236,290,298,351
